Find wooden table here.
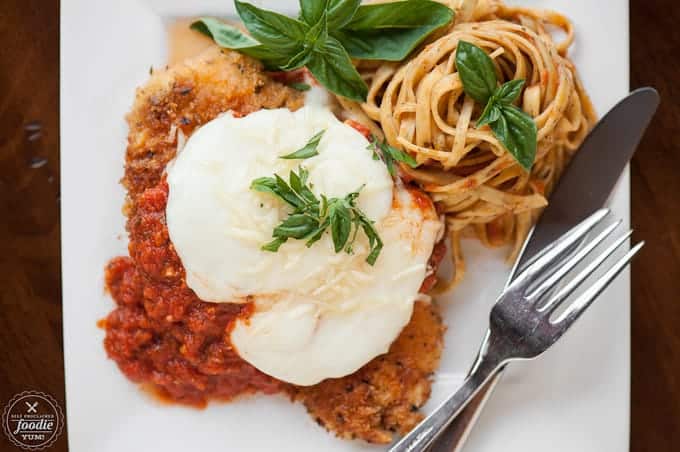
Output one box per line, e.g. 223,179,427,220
0,1,678,451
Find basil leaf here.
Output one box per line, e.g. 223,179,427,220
335,0,453,61
290,82,311,91
280,130,325,159
367,142,381,160
299,187,319,209
495,79,525,105
329,201,352,252
305,217,330,247
299,0,328,25
490,111,509,144
281,8,327,71
252,175,308,209
369,138,418,176
300,0,359,29
262,237,287,252
365,240,382,265
476,102,502,128
384,155,396,176
358,215,383,265
492,105,537,171
297,166,310,185
274,174,304,208
191,18,259,48
383,142,418,168
344,189,361,204
273,214,319,239
250,176,278,194
235,0,308,53
327,0,361,29
319,194,329,218
288,168,304,195
290,167,320,208
455,40,497,104
280,48,313,71
191,18,291,67
344,0,452,30
305,7,328,46
306,36,368,101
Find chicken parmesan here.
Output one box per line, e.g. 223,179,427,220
102,45,446,443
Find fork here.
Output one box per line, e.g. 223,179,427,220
389,208,644,452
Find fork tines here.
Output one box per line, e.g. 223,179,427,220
509,208,643,329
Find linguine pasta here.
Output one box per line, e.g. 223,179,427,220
337,0,596,291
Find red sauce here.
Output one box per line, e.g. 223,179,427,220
419,240,447,294
395,185,446,294
103,180,283,407
463,178,478,189
531,179,546,195
407,185,436,214
344,119,372,140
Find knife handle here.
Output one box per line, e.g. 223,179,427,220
428,367,506,452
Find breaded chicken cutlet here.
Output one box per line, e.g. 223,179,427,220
291,300,444,443
124,46,304,199
109,45,445,444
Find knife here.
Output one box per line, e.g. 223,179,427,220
429,87,660,452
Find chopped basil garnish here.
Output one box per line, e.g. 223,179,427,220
368,136,418,177
251,167,383,265
280,130,325,160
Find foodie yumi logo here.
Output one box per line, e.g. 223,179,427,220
2,391,64,450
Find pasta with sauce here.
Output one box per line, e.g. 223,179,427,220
337,0,596,290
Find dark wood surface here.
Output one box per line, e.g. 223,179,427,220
0,0,66,451
0,1,677,451
629,2,680,450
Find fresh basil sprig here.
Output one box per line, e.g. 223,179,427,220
455,41,538,170
300,0,361,29
191,0,454,101
280,130,325,159
368,136,418,177
334,0,453,61
190,17,290,68
306,35,367,100
251,167,383,265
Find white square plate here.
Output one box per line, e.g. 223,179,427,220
60,1,629,451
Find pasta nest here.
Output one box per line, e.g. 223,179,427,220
338,4,596,289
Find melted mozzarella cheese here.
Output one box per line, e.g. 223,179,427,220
166,107,442,385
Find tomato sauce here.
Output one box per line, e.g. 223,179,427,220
419,240,447,294
344,119,372,140
102,180,283,406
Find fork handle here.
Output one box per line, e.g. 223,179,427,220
428,367,505,452
388,349,505,452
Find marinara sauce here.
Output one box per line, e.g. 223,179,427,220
102,180,283,406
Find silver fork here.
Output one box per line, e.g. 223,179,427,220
389,208,644,452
